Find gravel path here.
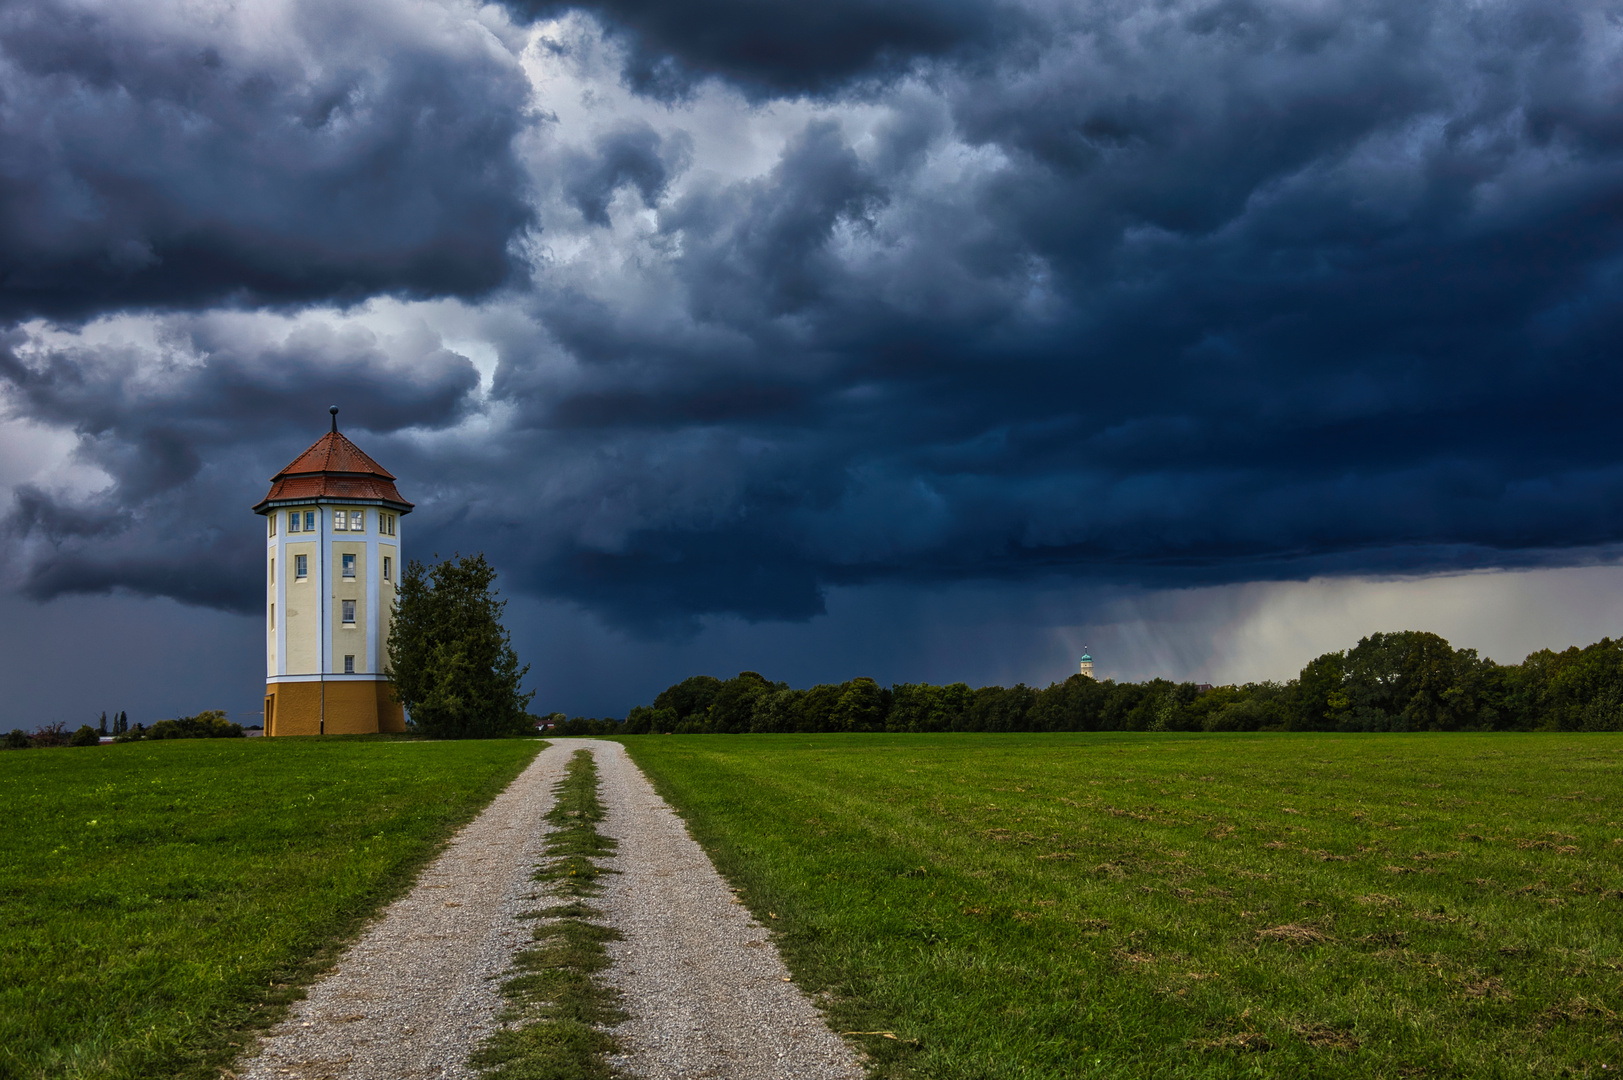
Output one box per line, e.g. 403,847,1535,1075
238,739,863,1080
241,742,570,1080
580,739,866,1080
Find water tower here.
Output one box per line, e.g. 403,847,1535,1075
253,408,413,735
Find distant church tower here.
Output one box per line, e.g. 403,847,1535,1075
254,408,413,736
1079,651,1095,680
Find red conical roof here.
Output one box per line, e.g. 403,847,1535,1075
280,430,397,480
253,428,413,514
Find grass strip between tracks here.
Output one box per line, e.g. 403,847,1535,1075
474,748,625,1080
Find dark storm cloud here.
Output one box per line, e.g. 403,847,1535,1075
543,531,826,634
519,0,1009,98
562,122,688,226
1,317,479,608
8,0,1623,637
0,0,534,320
468,0,1623,629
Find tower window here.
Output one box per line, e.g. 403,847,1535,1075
268,514,276,537
350,510,364,531
295,554,308,579
334,511,347,531
380,512,396,536
269,558,275,585
270,604,275,630
287,511,300,533
382,556,391,581
303,510,316,531
343,654,355,674
342,553,356,578
342,599,356,625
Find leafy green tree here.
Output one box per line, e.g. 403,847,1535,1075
1099,678,1171,731
387,553,533,739
1028,675,1108,730
833,677,887,731
1204,695,1267,731
1437,650,1513,730
887,683,942,732
798,683,843,731
1182,685,1242,730
752,688,806,733
97,712,108,736
1144,682,1203,731
710,672,779,733
1291,651,1347,729
962,684,1033,731
1537,638,1623,731
652,676,723,727
623,704,678,734
69,725,100,747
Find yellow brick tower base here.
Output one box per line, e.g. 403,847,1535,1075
264,680,406,737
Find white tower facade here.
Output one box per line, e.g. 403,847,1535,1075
1079,652,1095,680
254,408,413,735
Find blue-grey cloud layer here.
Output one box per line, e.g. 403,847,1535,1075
0,0,533,318
518,0,1010,97
2,316,478,608
4,0,1623,635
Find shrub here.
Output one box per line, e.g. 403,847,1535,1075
30,722,68,748
3,729,29,750
146,711,244,740
68,725,100,747
554,716,623,736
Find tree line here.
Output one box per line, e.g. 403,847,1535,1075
3,710,243,749
620,631,1623,734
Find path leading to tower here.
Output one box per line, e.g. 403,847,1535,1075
578,739,865,1080
241,742,569,1080
240,739,864,1080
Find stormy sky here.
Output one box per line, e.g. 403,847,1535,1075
4,0,1623,725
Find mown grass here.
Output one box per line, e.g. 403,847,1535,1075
620,732,1623,1080
0,736,543,1080
474,748,625,1080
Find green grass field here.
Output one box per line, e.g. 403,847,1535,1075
619,732,1623,1080
0,737,542,1080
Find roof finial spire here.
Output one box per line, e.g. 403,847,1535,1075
329,405,339,433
